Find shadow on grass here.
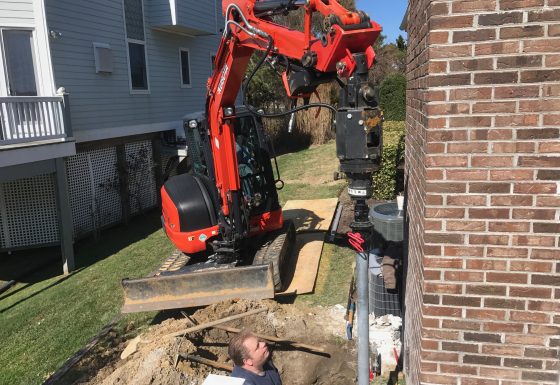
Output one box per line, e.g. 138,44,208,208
0,209,162,301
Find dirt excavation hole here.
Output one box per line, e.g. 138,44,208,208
69,299,357,385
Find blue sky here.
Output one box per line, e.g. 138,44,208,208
356,0,408,45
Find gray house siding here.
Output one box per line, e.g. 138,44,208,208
45,0,222,142
0,0,34,25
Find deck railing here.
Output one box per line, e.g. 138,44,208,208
0,94,72,146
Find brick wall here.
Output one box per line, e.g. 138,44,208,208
404,1,560,384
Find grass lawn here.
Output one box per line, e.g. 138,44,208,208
0,128,403,384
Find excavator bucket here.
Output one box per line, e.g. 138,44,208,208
121,264,275,313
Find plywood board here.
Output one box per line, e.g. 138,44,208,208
277,198,339,296
282,198,338,232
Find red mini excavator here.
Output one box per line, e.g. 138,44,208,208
122,0,382,313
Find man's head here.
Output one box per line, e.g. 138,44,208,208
228,330,270,370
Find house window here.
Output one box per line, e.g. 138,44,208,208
180,49,191,87
123,0,149,92
1,30,37,96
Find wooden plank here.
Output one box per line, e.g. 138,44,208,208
167,308,267,338
282,198,338,232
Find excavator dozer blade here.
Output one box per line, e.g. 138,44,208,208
121,265,275,313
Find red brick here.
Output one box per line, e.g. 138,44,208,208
517,128,559,140
505,335,546,345
474,71,518,84
487,247,528,258
426,194,444,205
429,74,472,87
442,341,479,353
425,244,443,256
513,183,557,194
427,169,444,180
469,234,509,245
534,222,560,234
424,257,463,269
442,295,480,307
479,367,520,380
484,297,525,310
532,274,560,286
510,311,550,323
424,294,440,305
464,332,501,343
544,84,560,97
466,285,506,296
428,130,469,142
425,283,463,295
529,300,560,312
426,233,465,244
449,88,492,101
479,12,523,26
429,31,449,45
545,54,560,66
462,378,499,385
522,69,560,83
466,259,507,270
483,322,524,333
529,324,560,335
539,142,560,153
519,99,560,113
469,208,509,219
426,103,470,115
523,38,560,53
425,270,442,280
510,261,552,272
487,272,528,284
513,209,555,220
510,286,552,298
430,45,473,59
499,26,544,39
444,271,484,282
423,317,441,329
466,309,507,321
426,156,468,167
423,351,460,362
444,246,484,257
461,354,501,364
426,182,467,193
421,362,438,372
489,169,534,180
543,114,560,125
426,207,466,218
492,141,535,153
449,116,493,128
522,371,559,383
431,15,474,30
550,24,560,37
531,249,560,260
442,319,481,331
518,156,560,168
495,114,538,127
446,170,488,181
428,117,447,129
424,305,463,317
469,183,510,194
471,128,513,140
482,345,523,356
447,142,488,153
500,0,543,9
512,235,555,246
490,195,532,206
453,29,496,43
472,101,516,113
447,194,487,207
452,0,496,12
419,374,457,384
494,85,540,98
428,61,448,74
422,328,460,340
528,8,560,22
440,364,478,376
425,220,443,231
447,220,485,231
489,221,529,232
504,358,543,369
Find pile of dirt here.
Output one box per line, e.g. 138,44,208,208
68,299,356,385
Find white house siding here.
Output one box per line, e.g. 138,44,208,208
45,0,222,142
176,0,217,35
0,0,34,26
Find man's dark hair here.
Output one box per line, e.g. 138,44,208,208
228,329,254,366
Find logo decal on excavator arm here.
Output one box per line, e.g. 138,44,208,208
217,64,229,95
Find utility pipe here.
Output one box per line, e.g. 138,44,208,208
356,249,369,385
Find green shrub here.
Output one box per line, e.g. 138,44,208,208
379,74,406,121
373,121,405,200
